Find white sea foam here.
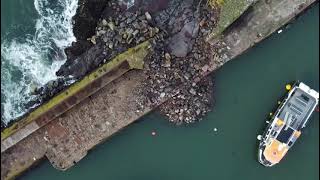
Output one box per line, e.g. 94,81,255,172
1,0,78,124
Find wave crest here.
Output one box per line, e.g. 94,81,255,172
1,0,78,124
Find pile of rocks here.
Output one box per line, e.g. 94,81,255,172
88,2,161,64
158,76,214,124
57,2,164,79
136,1,220,124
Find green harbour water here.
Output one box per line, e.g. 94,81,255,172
5,2,319,180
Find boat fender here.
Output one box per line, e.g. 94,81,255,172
285,84,292,91
257,135,262,141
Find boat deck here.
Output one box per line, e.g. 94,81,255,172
278,88,317,131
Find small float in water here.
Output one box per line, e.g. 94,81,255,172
257,82,319,167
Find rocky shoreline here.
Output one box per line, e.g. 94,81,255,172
14,0,222,126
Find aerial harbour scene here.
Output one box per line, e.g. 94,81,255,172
1,0,319,179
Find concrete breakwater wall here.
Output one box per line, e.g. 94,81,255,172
1,41,151,152
1,0,316,179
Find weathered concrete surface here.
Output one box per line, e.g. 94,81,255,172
1,41,151,153
1,70,149,179
1,0,317,179
215,0,318,60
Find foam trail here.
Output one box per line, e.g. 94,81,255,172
1,0,78,124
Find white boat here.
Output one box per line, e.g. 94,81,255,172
258,82,319,167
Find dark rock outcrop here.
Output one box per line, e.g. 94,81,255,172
64,0,109,62
57,42,105,78
59,2,163,78
72,0,109,40
64,40,92,62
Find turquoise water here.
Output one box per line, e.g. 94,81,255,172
1,0,77,124
17,3,320,180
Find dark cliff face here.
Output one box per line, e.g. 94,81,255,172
59,1,167,79
58,42,105,78
73,0,108,40
64,0,109,62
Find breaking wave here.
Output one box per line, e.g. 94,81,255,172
1,0,78,124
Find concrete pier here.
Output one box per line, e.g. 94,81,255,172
1,41,151,153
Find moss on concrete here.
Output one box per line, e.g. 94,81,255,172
207,0,255,40
208,0,225,7
1,41,151,141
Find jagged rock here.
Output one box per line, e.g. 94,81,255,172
108,43,113,49
145,12,152,21
72,0,109,41
202,65,209,72
57,44,105,79
102,19,108,26
64,40,92,62
189,88,196,95
168,20,199,57
132,29,139,37
164,53,171,60
90,36,97,44
107,21,115,31
97,30,106,36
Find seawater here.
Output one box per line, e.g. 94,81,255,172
1,0,78,124
19,3,319,180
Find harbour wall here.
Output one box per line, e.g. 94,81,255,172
1,0,317,179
